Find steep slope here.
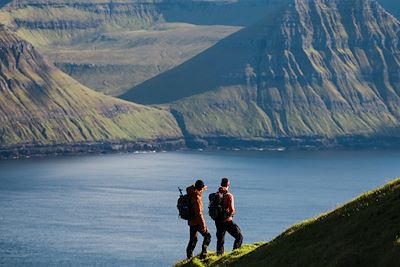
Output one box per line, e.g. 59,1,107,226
0,24,182,153
0,0,397,96
123,0,400,148
0,0,290,95
47,24,238,96
177,178,400,267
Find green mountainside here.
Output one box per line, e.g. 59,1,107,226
2,0,400,152
123,0,400,148
0,24,182,151
176,178,400,267
0,0,290,95
0,0,398,96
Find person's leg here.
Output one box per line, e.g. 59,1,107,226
186,226,198,259
199,228,211,258
216,222,227,255
226,221,243,250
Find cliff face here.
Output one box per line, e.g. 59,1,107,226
0,0,290,95
0,25,182,147
0,0,397,97
6,1,160,30
2,0,289,29
254,0,400,136
124,0,400,144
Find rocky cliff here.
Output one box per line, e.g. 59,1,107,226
123,0,400,148
0,0,290,95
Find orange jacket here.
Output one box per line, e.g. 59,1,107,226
219,187,236,222
186,185,207,231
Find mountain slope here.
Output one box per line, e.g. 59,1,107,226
0,0,291,95
0,0,397,96
0,24,182,149
123,0,400,148
177,177,400,267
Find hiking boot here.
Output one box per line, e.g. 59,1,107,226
199,252,207,260
187,254,193,260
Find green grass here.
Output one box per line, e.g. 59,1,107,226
176,178,400,267
122,0,400,141
175,243,265,267
0,1,239,95
170,86,274,138
0,26,183,146
168,85,400,140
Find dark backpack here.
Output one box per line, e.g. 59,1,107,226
177,187,192,220
208,192,227,221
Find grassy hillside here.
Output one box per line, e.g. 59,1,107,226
45,24,238,96
0,0,241,95
176,178,400,267
0,25,182,147
0,0,398,96
0,0,288,95
124,0,400,147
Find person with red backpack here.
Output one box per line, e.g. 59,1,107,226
214,178,243,255
186,180,211,259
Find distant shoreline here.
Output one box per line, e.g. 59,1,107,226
1,136,400,160
0,139,186,160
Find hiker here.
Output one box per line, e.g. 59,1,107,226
215,178,243,255
186,180,211,259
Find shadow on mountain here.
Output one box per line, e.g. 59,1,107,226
120,2,291,105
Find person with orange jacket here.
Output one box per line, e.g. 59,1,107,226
215,177,243,255
186,180,211,259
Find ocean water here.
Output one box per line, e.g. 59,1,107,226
0,150,399,266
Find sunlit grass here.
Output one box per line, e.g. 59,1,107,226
175,243,265,267
176,178,400,266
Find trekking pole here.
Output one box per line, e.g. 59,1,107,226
178,187,183,196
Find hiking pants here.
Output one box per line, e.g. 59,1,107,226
187,225,211,258
216,220,243,255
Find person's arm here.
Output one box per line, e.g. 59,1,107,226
228,194,236,216
192,194,201,217
196,193,207,232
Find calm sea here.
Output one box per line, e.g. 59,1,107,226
1,150,399,266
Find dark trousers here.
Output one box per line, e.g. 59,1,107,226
216,220,243,255
186,225,211,258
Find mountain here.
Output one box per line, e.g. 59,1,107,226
176,177,400,267
0,0,397,96
122,0,400,148
0,24,183,156
0,0,291,95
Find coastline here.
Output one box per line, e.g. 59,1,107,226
1,135,400,160
0,138,186,160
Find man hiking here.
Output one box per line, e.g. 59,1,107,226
215,178,243,255
186,180,211,259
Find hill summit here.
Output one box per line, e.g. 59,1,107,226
0,24,182,154
123,0,400,148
